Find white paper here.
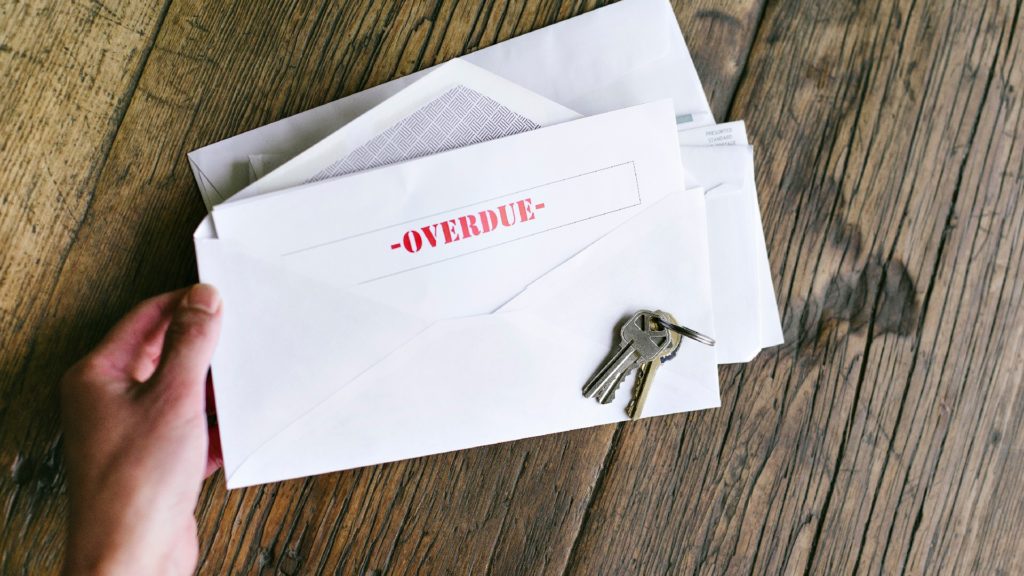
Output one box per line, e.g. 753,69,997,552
187,0,712,209
232,59,579,202
679,143,784,361
195,101,719,487
214,101,692,321
224,164,640,289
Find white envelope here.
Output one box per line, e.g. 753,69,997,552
187,0,712,209
198,193,718,488
196,102,719,488
184,0,785,363
232,59,580,201
679,144,785,362
241,59,581,185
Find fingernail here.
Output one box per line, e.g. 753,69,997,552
182,283,221,314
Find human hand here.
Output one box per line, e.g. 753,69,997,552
60,285,223,575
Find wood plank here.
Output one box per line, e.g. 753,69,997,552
8,0,1019,574
0,1,169,573
564,0,1024,574
827,3,1024,571
0,0,765,573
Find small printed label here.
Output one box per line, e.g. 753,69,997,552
389,198,546,253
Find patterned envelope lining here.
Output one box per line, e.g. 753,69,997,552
309,85,541,183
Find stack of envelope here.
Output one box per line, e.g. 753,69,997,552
187,0,783,489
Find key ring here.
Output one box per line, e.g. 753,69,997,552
652,318,716,347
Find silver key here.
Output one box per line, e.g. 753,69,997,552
583,311,674,404
626,311,681,419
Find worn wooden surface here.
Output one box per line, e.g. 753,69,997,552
1,0,1021,573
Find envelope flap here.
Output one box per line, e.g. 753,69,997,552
195,237,430,480
498,188,717,340
224,190,721,488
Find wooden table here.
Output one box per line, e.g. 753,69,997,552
2,1,1022,573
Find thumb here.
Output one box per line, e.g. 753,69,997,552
151,284,222,411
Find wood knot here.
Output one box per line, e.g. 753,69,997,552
819,257,917,340
257,548,274,567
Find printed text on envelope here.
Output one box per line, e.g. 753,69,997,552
282,162,640,285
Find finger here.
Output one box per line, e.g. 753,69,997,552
150,284,222,415
78,289,188,382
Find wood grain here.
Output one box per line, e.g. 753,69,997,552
1,0,1021,574
0,1,170,572
560,0,1024,574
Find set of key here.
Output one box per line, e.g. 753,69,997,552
582,310,715,419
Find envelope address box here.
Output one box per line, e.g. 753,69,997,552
283,161,641,284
